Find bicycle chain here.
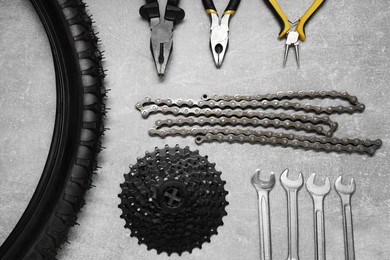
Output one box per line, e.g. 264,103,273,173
136,91,382,155
148,128,381,155
136,90,365,115
138,106,338,137
155,116,332,136
196,133,381,156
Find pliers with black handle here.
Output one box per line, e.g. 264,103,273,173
140,0,185,77
267,0,325,67
202,0,241,68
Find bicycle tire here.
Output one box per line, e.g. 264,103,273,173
0,0,106,259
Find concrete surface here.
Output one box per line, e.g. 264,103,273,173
1,0,390,259
0,0,56,244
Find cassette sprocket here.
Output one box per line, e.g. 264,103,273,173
118,145,229,255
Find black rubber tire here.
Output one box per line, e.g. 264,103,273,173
0,0,106,259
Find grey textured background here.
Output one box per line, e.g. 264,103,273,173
0,0,56,246
1,0,390,259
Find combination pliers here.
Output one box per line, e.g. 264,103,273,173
267,0,325,67
202,0,241,68
140,0,185,77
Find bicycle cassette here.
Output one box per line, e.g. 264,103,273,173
118,145,229,255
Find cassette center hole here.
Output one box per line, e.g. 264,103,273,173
163,187,183,208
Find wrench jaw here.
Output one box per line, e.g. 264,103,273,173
280,169,304,190
306,173,331,196
334,175,356,195
252,170,276,191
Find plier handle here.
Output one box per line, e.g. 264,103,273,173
267,0,325,66
202,0,241,68
140,0,185,23
268,0,324,41
202,0,241,15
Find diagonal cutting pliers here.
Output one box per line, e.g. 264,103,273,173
202,0,241,68
267,0,325,67
140,0,185,77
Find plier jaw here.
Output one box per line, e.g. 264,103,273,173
284,31,300,68
140,0,184,77
211,35,229,68
202,0,241,68
210,14,230,68
150,19,174,77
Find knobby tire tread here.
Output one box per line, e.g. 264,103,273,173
0,0,106,259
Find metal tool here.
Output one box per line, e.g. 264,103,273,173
267,0,325,67
140,0,185,76
202,0,241,67
335,176,356,260
280,169,304,260
252,170,275,260
306,173,331,260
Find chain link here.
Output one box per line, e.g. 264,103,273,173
155,117,332,136
136,90,365,115
139,106,337,137
136,91,382,155
149,128,382,155
195,133,381,156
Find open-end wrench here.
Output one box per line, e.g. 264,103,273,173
280,169,304,260
335,175,356,260
251,170,276,260
306,173,331,260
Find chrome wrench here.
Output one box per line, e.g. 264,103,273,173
306,173,331,260
251,170,276,260
280,169,304,260
335,175,356,260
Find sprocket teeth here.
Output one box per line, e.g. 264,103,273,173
118,145,228,255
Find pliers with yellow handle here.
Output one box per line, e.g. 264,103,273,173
202,0,241,68
268,0,325,67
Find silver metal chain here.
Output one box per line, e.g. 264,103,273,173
136,90,365,115
154,117,332,136
138,107,338,137
201,90,365,114
196,133,381,156
136,91,382,155
149,127,382,155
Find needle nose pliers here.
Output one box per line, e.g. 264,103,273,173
267,0,325,67
202,0,241,68
140,0,185,77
